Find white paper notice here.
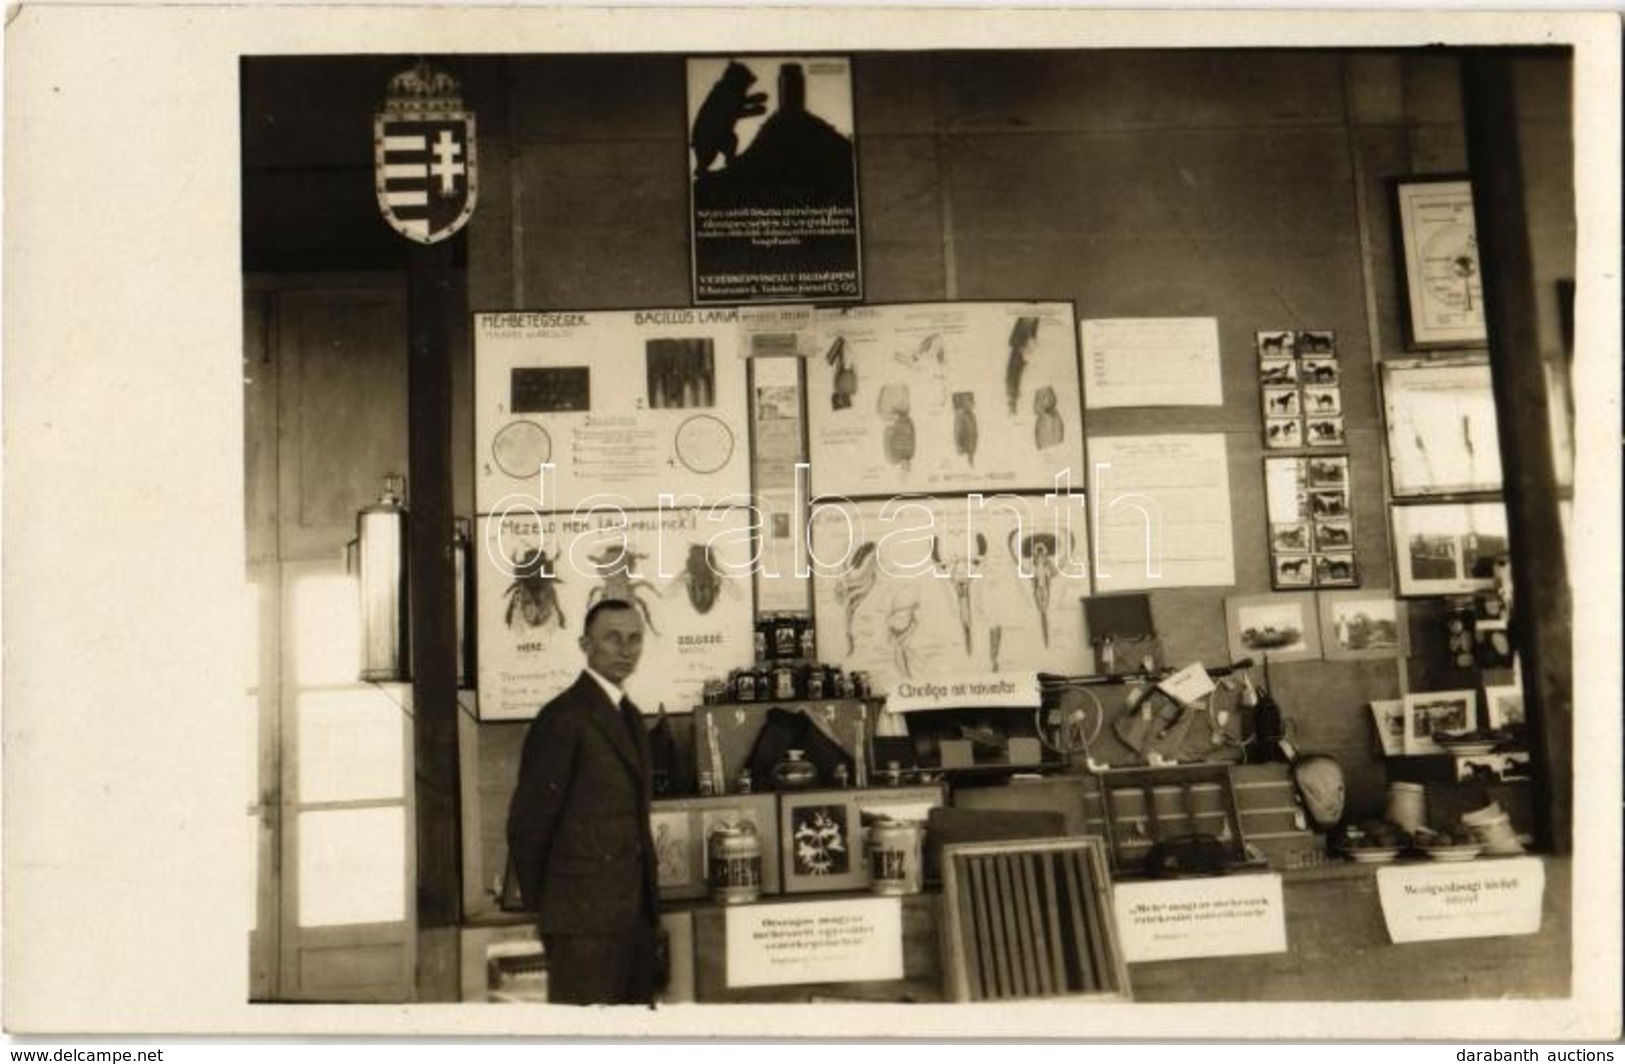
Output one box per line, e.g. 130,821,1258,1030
1090,434,1237,591
726,896,904,988
1113,874,1286,962
887,671,1042,713
1082,318,1223,409
1376,856,1545,943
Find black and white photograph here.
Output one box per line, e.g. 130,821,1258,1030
3,5,1619,1047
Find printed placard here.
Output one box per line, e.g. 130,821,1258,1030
1376,857,1544,943
725,896,904,988
1113,874,1287,962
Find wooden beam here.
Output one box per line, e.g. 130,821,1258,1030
1461,52,1573,853
407,237,465,999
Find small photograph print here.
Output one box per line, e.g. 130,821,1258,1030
1314,552,1358,586
1226,594,1321,661
1321,591,1404,659
1300,357,1340,385
1456,751,1531,783
1258,358,1298,386
1262,386,1301,418
790,804,851,877
645,337,718,409
1370,699,1406,756
1302,385,1342,416
1407,531,1459,581
1463,532,1509,581
1308,489,1349,519
1403,689,1478,754
1265,417,1304,449
1297,330,1337,354
1271,522,1312,553
511,365,591,414
1256,330,1297,358
1313,518,1353,550
1307,456,1349,487
1272,554,1315,587
1306,416,1346,447
1483,684,1527,729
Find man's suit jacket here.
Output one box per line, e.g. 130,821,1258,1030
506,672,659,936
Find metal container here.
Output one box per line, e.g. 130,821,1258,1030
869,818,923,895
355,474,410,683
708,821,763,905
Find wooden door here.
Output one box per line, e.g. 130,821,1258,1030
245,281,415,1001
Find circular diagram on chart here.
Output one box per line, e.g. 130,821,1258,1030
492,420,552,479
1421,224,1481,313
674,414,735,475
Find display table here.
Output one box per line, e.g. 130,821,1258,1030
660,857,1570,1004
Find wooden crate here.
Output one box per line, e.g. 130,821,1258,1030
939,836,1131,1001
1095,764,1247,874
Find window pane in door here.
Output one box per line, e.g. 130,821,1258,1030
296,687,407,804
297,807,406,927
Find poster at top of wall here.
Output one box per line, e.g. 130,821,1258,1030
805,302,1084,499
474,309,750,514
686,56,862,305
475,504,757,720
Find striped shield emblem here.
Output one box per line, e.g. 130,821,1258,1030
374,112,478,244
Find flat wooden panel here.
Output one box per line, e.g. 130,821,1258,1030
243,293,279,563
512,55,686,144
297,942,410,999
938,51,1348,133
276,288,408,560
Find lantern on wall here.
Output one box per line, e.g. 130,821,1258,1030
355,473,411,682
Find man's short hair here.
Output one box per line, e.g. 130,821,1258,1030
583,598,637,635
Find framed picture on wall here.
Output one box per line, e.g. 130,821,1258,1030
1402,689,1478,755
1319,590,1407,660
1390,502,1508,596
1381,359,1504,496
1393,177,1488,349
1223,593,1323,664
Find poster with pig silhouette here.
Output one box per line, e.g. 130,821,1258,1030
476,505,757,720
808,493,1091,698
687,56,862,304
806,301,1084,498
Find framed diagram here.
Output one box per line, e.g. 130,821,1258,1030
474,504,758,720
474,309,751,513
808,492,1092,698
1394,177,1487,349
1390,502,1508,597
1381,359,1504,496
805,301,1084,498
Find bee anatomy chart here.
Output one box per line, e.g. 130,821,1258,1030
808,494,1092,698
475,309,751,513
476,505,758,721
805,302,1084,498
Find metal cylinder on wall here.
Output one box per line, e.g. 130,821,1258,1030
453,516,476,688
356,473,411,682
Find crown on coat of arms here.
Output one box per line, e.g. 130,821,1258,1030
383,60,464,115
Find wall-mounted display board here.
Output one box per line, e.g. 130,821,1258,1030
807,492,1091,697
1390,501,1508,597
805,302,1083,499
475,504,757,720
1381,359,1504,497
1256,329,1344,451
686,56,861,305
1262,455,1357,589
1393,177,1487,350
474,309,751,513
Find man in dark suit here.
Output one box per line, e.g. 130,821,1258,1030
506,599,659,1005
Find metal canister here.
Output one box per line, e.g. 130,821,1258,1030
773,663,798,700
736,668,758,703
708,821,763,905
806,666,825,700
354,473,410,682
869,818,923,895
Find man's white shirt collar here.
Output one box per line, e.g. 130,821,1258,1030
584,667,625,708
